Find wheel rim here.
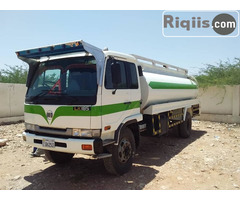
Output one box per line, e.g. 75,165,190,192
118,137,132,163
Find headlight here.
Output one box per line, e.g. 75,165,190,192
72,129,101,138
25,123,35,131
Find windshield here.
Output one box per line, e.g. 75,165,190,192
26,56,98,105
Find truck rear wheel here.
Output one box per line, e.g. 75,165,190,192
178,112,192,138
44,150,74,164
103,127,136,175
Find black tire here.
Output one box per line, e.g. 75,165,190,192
103,127,136,175
44,150,74,164
178,112,192,138
171,125,179,137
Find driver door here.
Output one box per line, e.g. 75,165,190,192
101,58,131,138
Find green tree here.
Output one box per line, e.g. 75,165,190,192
195,58,240,87
0,65,28,84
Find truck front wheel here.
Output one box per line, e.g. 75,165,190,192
44,150,74,164
103,127,136,175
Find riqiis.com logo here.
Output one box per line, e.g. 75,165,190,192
162,11,239,37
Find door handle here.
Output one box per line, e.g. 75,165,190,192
124,102,131,105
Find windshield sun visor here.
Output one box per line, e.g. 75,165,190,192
16,40,105,86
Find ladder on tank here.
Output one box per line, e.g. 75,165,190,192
131,54,188,77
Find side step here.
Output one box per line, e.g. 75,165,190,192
92,153,112,159
103,139,115,146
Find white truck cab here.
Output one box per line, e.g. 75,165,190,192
16,40,199,175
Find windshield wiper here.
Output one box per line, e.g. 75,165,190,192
29,90,50,100
58,93,79,103
27,91,79,104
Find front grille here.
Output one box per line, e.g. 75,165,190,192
36,126,72,136
39,126,67,132
33,131,72,139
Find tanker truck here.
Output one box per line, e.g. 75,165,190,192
16,40,199,175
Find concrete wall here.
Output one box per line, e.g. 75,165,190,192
0,83,26,124
196,85,240,123
0,83,239,124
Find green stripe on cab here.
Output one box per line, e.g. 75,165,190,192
24,100,141,124
24,104,48,123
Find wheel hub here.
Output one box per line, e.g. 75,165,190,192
118,138,132,163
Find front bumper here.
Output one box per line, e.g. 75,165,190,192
23,131,103,155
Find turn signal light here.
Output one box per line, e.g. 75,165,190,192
82,144,92,151
104,125,111,131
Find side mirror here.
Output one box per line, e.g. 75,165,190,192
111,63,122,88
138,65,143,76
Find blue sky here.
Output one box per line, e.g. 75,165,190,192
0,10,239,75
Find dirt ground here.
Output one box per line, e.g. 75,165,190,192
0,120,239,190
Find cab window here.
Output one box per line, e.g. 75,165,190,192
105,59,138,89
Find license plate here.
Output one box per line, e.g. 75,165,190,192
42,139,55,148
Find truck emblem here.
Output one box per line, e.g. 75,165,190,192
47,110,53,121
